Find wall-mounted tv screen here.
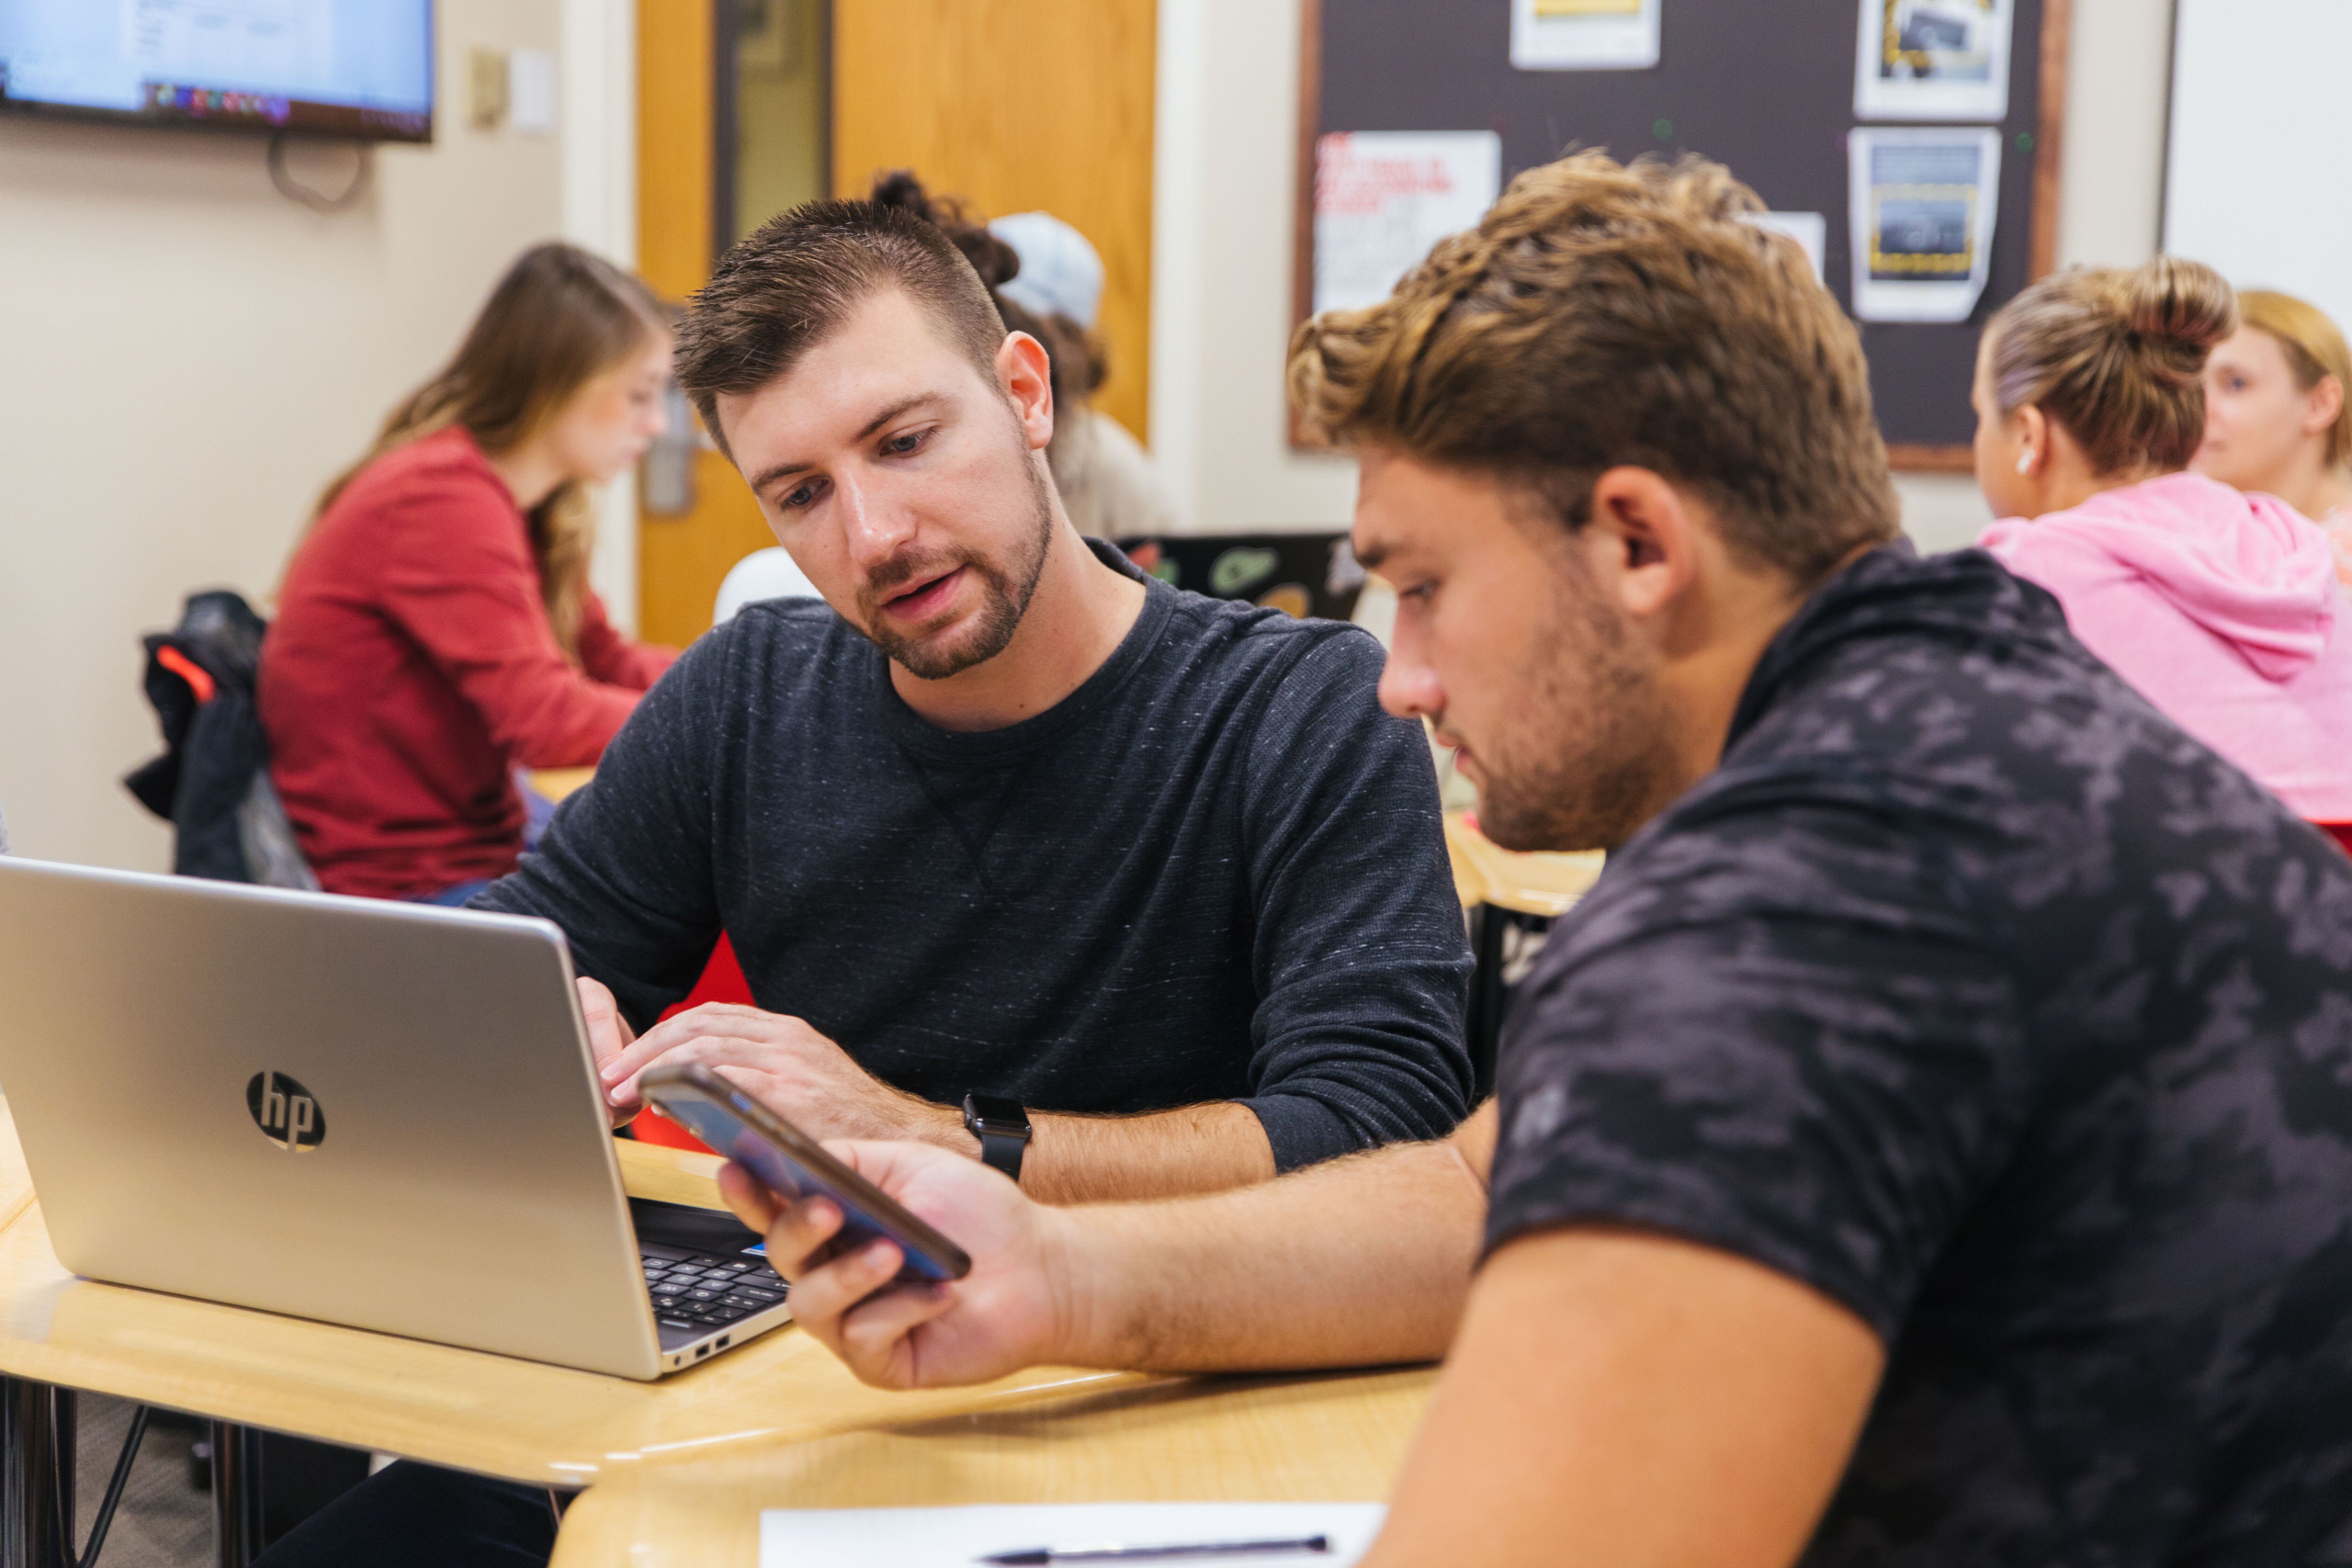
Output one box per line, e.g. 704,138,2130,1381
0,2,434,142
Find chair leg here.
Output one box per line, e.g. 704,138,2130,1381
209,1422,266,1568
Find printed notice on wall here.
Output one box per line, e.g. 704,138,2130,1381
1510,0,1662,71
1847,128,2002,321
1313,131,1503,316
1747,211,1828,284
1854,0,2013,120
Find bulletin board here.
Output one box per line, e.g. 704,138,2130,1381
1295,0,2071,468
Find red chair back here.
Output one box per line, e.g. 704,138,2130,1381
2316,822,2352,857
628,936,755,1154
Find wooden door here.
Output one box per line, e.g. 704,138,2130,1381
635,1,777,649
634,0,1159,646
832,0,1159,444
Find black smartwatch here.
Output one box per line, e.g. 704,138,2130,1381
962,1094,1033,1182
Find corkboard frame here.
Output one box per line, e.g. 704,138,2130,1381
1292,0,2073,472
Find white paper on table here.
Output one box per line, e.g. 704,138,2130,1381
1510,0,1662,71
1747,211,1827,284
760,1502,1388,1568
1846,127,2002,322
1313,131,1501,317
1853,0,2013,121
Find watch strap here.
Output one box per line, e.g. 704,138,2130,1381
975,1127,1026,1181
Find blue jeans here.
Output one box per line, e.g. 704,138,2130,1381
406,879,493,908
252,1461,560,1566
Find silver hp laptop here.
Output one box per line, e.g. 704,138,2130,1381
0,857,791,1380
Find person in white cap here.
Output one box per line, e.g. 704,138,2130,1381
989,209,1182,539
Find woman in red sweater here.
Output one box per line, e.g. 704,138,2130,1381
262,243,679,903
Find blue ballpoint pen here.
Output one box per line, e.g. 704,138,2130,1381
976,1534,1332,1564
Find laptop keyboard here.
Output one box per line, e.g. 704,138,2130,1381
639,1241,787,1334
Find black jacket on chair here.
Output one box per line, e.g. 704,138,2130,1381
124,590,314,888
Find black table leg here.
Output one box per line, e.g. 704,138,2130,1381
209,1422,265,1568
0,1377,74,1568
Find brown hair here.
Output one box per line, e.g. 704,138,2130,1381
1289,151,1898,587
674,178,1012,456
307,243,666,656
864,172,1095,426
1984,257,2238,479
2238,288,2352,468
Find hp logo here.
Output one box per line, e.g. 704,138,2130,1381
245,1071,325,1152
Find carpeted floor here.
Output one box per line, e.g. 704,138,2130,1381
71,1395,213,1568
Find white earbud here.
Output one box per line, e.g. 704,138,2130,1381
2016,449,2035,475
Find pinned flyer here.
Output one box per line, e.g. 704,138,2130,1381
1510,0,1662,72
1313,131,1502,317
1854,0,2014,121
1847,128,2002,323
1747,212,1828,285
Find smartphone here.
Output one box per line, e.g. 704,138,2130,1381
639,1065,972,1283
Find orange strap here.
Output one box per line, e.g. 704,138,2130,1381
155,645,217,705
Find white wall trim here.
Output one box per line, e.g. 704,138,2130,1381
562,0,644,631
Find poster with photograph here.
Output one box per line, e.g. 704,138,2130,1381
1854,0,2013,120
1313,131,1502,315
1510,0,1662,72
1847,128,2002,321
1747,211,1828,284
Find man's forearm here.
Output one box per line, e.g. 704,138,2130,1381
1023,1102,1275,1203
899,1099,1276,1204
1049,1134,1488,1372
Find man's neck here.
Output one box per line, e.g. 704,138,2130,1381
1655,550,1839,807
890,523,1148,733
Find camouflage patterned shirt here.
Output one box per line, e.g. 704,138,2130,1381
1486,544,2352,1565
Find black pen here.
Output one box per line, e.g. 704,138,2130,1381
977,1534,1331,1564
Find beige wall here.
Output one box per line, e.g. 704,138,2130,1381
0,0,569,870
1148,0,2175,552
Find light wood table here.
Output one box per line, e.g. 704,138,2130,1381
549,1365,1436,1567
0,1108,1171,1565
528,767,598,806
1443,811,1604,917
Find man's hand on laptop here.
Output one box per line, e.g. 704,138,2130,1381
593,995,967,1146
718,1138,1075,1390
576,978,642,1128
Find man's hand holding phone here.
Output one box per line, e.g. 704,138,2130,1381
718,1139,1077,1391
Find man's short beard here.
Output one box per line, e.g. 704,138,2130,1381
1473,552,1680,855
858,448,1057,682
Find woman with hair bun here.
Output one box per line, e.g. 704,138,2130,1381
2191,288,2352,589
1972,257,2352,825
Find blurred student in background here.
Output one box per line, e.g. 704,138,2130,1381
261,243,678,904
990,207,1179,538
1972,259,2352,827
874,174,1177,538
2192,288,2352,588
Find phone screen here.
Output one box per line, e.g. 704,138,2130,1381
641,1067,971,1283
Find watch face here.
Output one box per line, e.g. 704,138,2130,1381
965,1094,1030,1135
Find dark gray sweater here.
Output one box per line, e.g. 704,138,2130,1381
479,547,1473,1169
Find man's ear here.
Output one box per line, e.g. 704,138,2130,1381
1584,467,1701,620
998,331,1057,453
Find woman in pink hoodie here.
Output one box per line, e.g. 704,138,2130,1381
1972,257,2352,828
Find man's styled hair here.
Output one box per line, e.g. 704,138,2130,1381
1289,151,1900,585
674,194,1011,455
